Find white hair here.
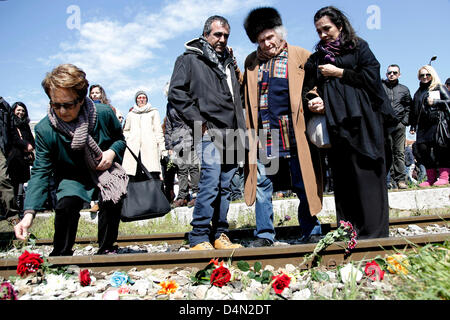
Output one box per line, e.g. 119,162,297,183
274,25,288,40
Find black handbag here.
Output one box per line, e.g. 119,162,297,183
120,146,171,222
434,102,450,148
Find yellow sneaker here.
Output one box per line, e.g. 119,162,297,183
214,234,242,249
189,242,215,251
89,203,100,212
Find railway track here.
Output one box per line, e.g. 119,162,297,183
0,214,449,279
19,213,450,247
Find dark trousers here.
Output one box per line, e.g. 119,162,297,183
161,156,176,202
50,196,122,256
329,143,389,239
177,163,200,200
386,123,406,183
230,166,244,201
173,147,200,200
0,150,15,217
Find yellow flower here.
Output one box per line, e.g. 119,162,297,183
386,253,409,275
158,280,179,295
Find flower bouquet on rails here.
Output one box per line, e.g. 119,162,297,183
300,220,357,268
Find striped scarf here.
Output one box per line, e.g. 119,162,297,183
47,97,128,203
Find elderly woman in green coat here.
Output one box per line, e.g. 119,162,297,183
14,64,128,256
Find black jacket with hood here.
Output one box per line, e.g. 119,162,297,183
167,37,246,153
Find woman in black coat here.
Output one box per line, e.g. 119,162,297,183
409,65,450,186
8,102,35,214
303,6,396,239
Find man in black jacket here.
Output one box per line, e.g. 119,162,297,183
168,16,246,251
382,64,412,189
0,96,16,220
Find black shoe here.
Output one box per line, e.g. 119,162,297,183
249,238,273,248
297,234,324,244
96,245,119,255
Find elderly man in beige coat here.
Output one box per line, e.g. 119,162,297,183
122,90,166,180
241,7,323,247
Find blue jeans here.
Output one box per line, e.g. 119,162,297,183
255,156,322,242
188,134,238,246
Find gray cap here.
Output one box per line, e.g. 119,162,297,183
134,90,148,103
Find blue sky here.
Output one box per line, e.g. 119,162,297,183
1,0,449,124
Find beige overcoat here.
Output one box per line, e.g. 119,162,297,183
122,107,165,175
242,44,323,215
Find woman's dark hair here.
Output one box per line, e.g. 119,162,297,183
89,84,111,105
11,102,30,122
314,6,358,50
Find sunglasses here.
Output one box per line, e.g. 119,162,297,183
50,98,80,110
419,73,431,79
387,71,398,75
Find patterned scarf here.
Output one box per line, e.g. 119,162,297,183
317,37,343,64
200,37,230,75
47,97,128,203
256,40,287,62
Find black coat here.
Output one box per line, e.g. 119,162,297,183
410,83,450,144
7,116,35,184
303,38,396,162
168,37,246,152
0,97,12,155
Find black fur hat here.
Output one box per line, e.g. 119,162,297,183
244,7,282,43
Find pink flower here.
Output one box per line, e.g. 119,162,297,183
340,221,358,253
0,281,18,300
118,285,130,294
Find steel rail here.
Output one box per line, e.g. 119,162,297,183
21,213,450,247
0,232,448,279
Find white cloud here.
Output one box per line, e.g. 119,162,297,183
41,0,273,113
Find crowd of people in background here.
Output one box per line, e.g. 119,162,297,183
0,6,448,255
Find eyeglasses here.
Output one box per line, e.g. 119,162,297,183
387,71,398,75
50,98,80,110
419,73,431,79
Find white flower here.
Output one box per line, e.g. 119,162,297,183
102,288,120,300
45,274,68,291
339,264,363,284
292,288,311,300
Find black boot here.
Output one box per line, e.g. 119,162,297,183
50,197,83,256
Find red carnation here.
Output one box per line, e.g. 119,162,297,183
272,273,291,294
79,269,91,286
16,250,43,277
364,261,385,281
210,266,231,287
